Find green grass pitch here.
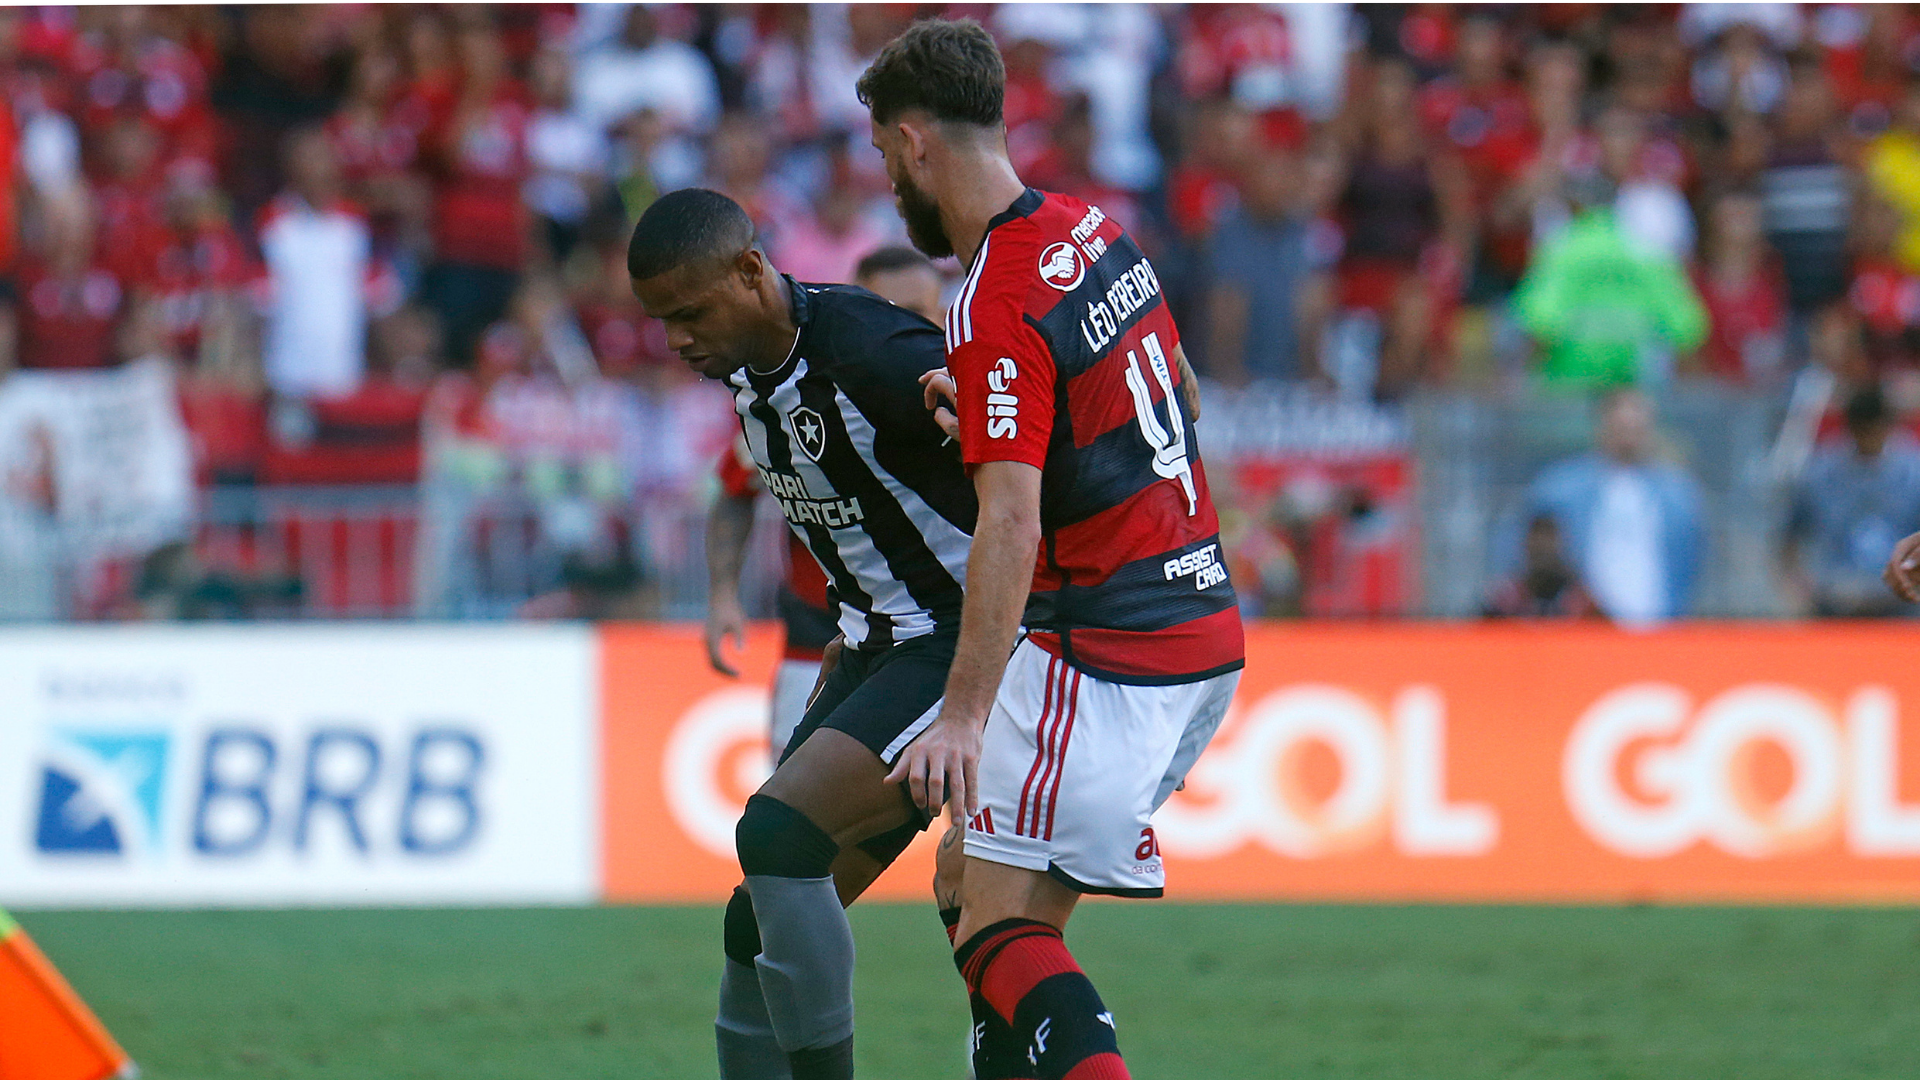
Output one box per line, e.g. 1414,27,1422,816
18,903,1920,1079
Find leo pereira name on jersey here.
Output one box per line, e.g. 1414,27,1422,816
727,277,977,651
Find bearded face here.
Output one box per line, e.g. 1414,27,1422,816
889,156,953,260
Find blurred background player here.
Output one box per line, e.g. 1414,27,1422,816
706,437,838,761
705,243,947,761
852,245,944,323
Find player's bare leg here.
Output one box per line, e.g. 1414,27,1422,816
932,824,967,944
722,727,919,1080
951,858,1078,942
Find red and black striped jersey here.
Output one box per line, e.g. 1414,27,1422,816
947,188,1245,685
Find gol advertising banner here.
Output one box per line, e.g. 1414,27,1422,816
603,623,945,903
605,622,1920,903
0,625,600,907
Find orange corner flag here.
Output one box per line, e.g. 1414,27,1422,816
0,909,136,1080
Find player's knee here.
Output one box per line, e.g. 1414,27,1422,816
722,886,761,966
735,794,839,879
854,819,920,867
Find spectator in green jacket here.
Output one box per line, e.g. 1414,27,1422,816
1513,175,1709,389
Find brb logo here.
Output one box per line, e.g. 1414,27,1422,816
36,730,170,854
1157,685,1498,859
34,724,488,859
1564,684,1920,858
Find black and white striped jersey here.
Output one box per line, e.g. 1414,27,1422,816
726,278,976,650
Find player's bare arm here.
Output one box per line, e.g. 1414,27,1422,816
1172,341,1202,421
703,486,757,677
887,460,1041,824
1887,531,1920,603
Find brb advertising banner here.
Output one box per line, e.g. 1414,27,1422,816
0,626,598,907
606,623,1920,903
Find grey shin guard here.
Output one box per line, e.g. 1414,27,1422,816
743,873,856,1053
718,959,793,1080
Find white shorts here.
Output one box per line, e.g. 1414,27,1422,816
964,638,1239,896
769,658,823,762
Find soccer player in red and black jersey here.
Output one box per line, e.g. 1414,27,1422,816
861,21,1245,1080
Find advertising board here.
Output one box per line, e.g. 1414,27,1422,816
603,623,1920,903
0,625,598,907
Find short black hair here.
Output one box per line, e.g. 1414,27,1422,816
1845,384,1892,430
854,245,935,282
856,18,1004,127
627,188,757,281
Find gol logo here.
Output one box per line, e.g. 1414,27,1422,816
663,687,774,857
1156,685,1497,859
1566,680,1912,857
1565,683,1920,859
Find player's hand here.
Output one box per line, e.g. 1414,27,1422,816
704,595,747,677
1886,531,1920,603
885,712,981,827
919,368,960,441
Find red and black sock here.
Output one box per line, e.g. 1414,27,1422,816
953,918,1128,1080
939,906,963,946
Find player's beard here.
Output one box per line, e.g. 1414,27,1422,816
893,170,954,260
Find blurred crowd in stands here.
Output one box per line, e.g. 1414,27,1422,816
2,3,1920,622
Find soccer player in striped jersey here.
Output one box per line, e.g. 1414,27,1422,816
861,21,1246,1080
629,188,976,1080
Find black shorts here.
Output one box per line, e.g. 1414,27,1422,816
779,629,955,772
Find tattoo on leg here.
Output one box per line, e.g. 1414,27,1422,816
936,828,962,910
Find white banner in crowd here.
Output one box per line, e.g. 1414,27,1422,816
0,356,194,560
0,625,599,907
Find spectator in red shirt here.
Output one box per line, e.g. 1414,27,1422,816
1850,196,1920,375
6,189,139,371
1418,12,1532,302
149,172,253,369
90,115,168,281
1166,96,1257,242
68,6,217,173
420,24,531,367
1416,12,1527,157
325,44,431,254
1825,4,1918,138
1330,56,1470,398
1175,3,1301,144
573,235,673,387
997,24,1063,176
1692,189,1786,384
1026,92,1148,244
1480,40,1586,294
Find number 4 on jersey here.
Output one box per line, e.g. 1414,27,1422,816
1123,332,1197,515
